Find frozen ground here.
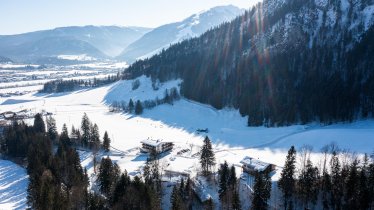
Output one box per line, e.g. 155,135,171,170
1,75,374,208
0,160,28,210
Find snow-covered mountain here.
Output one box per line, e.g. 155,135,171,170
117,5,244,62
126,0,374,125
0,26,151,63
0,55,12,63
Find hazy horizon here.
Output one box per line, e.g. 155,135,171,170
0,0,260,35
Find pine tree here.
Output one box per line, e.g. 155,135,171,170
98,156,120,196
232,190,241,210
179,178,185,197
344,159,360,209
111,172,131,205
171,185,183,210
90,123,100,150
135,100,143,115
358,155,370,210
33,113,45,133
200,136,216,176
46,116,58,142
368,162,374,209
330,152,343,210
102,131,110,152
143,158,151,184
59,123,71,146
218,161,229,199
297,159,319,208
81,113,91,147
128,99,134,113
321,169,331,210
252,172,271,210
278,146,296,210
228,165,237,189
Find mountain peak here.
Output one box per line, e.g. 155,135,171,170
117,5,244,62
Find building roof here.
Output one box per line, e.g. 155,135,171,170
240,156,271,172
141,138,171,147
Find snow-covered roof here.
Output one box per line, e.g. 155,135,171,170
141,138,171,147
240,156,271,172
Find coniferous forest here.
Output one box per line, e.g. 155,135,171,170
0,114,161,210
0,115,374,209
125,0,374,126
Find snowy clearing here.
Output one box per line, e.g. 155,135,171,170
0,160,28,210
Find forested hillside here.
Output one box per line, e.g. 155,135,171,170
126,0,374,126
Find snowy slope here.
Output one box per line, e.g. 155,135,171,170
0,160,28,210
117,5,244,62
1,76,374,208
1,76,373,159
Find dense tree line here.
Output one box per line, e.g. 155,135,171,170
68,112,111,151
110,87,180,114
170,177,194,210
0,114,89,209
218,161,241,209
96,155,161,209
2,116,374,209
125,0,374,126
275,145,374,210
40,75,119,93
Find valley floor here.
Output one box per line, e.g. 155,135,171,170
1,76,374,208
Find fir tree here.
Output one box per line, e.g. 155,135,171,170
344,159,360,209
252,172,271,210
33,113,45,133
98,156,120,196
368,162,374,209
135,100,143,115
90,123,100,150
46,116,58,142
278,146,296,210
228,165,237,189
297,159,319,208
59,123,71,146
232,190,241,210
171,185,183,210
330,152,343,210
128,99,134,113
102,131,111,152
111,172,131,205
218,161,229,199
200,136,216,176
320,169,331,210
81,113,91,147
358,155,370,210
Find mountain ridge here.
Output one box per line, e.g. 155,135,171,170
0,25,152,63
125,0,374,126
117,5,245,62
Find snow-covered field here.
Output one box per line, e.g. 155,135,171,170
0,160,28,210
1,75,374,208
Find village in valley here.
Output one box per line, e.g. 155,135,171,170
0,107,279,209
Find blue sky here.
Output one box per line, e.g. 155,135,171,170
0,0,260,35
